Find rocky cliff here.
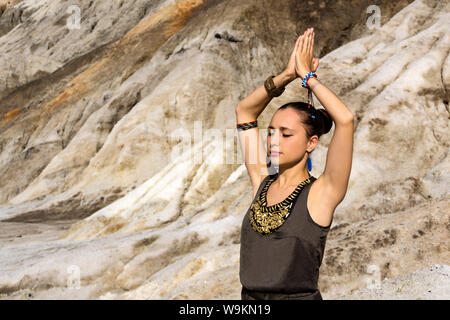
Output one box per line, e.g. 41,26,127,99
0,0,448,299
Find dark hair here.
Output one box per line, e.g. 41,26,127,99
277,101,332,139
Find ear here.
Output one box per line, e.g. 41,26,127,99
307,135,319,151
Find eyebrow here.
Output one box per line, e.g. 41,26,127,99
268,126,293,131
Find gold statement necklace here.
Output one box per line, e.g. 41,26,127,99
249,174,313,235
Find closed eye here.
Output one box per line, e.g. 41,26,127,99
268,132,292,137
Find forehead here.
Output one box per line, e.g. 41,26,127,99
269,108,303,131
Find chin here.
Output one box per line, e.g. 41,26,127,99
269,156,281,164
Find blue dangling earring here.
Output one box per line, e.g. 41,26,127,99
307,155,312,171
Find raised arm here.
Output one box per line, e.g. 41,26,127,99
295,28,354,209
236,37,303,196
235,72,291,197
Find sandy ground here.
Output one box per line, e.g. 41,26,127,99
0,220,97,300
1,218,448,300
337,264,450,300
0,220,76,248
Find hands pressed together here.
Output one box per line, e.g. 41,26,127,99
284,27,319,81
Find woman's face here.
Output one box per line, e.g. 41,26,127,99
267,108,310,167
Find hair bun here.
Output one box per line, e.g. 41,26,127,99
277,101,332,139
316,108,333,135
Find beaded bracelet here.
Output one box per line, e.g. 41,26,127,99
237,120,258,131
306,75,317,88
264,75,285,98
302,71,318,89
301,71,318,110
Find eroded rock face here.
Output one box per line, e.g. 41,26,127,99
0,0,418,219
0,0,448,299
0,0,205,216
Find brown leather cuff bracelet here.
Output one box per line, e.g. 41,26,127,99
264,75,285,98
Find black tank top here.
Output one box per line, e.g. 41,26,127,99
240,173,331,294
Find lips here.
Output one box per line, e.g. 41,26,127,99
270,151,282,155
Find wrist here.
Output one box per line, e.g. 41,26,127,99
280,70,296,85
299,70,312,80
307,77,320,90
301,71,318,89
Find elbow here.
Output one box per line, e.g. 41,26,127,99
335,116,354,127
343,113,354,125
347,114,355,125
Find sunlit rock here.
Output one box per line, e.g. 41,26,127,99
0,0,448,299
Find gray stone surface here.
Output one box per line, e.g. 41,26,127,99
0,0,448,299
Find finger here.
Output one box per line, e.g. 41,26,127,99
301,33,307,55
305,29,311,55
305,30,311,54
311,31,315,56
313,57,319,70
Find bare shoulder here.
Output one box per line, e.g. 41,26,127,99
307,174,339,228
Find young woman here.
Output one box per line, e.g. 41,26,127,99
236,27,354,300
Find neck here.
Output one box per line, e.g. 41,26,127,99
274,163,311,189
